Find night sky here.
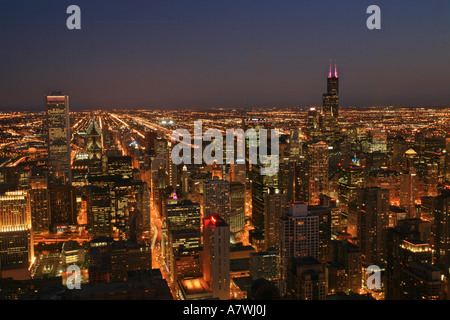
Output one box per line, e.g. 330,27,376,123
0,0,449,111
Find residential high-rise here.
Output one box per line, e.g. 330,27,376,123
307,140,329,204
203,214,230,300
46,92,72,185
351,187,390,266
279,203,319,296
203,177,231,222
264,187,287,250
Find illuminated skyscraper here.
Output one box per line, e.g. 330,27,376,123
0,187,33,269
46,92,72,185
320,62,339,144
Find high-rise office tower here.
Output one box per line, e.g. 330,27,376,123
307,140,330,205
245,117,279,232
46,92,72,185
309,205,332,263
250,164,279,231
287,159,309,204
29,176,50,234
165,200,202,281
306,108,320,140
181,165,190,195
279,203,319,296
434,190,450,264
230,182,245,237
320,62,339,144
86,118,103,176
203,214,230,300
0,187,34,269
338,163,365,217
323,61,339,120
264,188,287,250
88,186,112,238
351,187,390,266
48,185,78,231
400,171,419,219
166,141,178,189
203,177,231,222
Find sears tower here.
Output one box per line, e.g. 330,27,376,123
320,61,339,144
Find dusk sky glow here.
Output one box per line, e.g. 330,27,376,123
0,0,449,110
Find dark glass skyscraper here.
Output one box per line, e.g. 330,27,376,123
323,62,339,120
320,62,339,145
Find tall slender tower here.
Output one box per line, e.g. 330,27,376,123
46,92,72,185
203,214,230,300
320,61,339,144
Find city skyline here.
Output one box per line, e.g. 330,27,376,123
1,1,450,305
1,0,449,110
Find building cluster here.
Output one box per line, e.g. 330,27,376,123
0,65,449,300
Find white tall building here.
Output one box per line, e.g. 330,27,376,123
203,215,230,300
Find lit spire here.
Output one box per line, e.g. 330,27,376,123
328,60,332,78
334,61,338,78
